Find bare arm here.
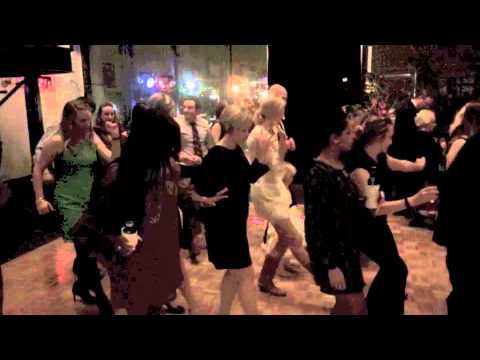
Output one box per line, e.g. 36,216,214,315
211,123,222,144
351,168,415,217
32,136,63,214
93,132,121,163
205,126,215,150
446,139,466,169
386,154,425,173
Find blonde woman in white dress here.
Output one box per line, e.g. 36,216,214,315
246,96,311,297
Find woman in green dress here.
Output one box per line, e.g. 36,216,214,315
32,98,121,315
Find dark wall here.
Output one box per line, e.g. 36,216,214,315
0,177,57,264
268,44,362,182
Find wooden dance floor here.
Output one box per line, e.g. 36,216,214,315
1,205,451,315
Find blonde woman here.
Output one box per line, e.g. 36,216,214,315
194,105,264,314
246,96,311,297
32,98,121,315
446,102,480,169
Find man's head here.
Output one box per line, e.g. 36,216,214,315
415,109,437,133
148,92,177,118
269,84,288,102
413,89,434,110
182,97,201,123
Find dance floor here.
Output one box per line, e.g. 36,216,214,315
1,204,450,315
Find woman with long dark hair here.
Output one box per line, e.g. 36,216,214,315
111,101,226,315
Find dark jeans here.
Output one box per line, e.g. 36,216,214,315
358,220,409,315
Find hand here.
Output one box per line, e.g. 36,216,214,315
286,137,296,152
120,131,129,141
415,157,426,171
191,155,203,166
378,190,385,206
200,187,229,207
411,186,439,207
0,182,11,208
116,234,140,257
180,152,200,166
328,267,346,291
278,132,288,157
36,198,55,215
105,121,120,139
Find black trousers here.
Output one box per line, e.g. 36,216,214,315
358,220,408,315
445,250,477,315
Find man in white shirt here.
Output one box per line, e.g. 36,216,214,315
176,97,215,167
176,97,214,264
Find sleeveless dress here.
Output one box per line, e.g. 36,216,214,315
127,162,184,314
247,124,296,224
54,140,97,241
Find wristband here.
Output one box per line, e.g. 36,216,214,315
404,197,413,211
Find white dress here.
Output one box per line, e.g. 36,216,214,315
246,124,296,224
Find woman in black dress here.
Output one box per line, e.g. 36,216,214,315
346,116,438,314
195,105,268,315
304,106,370,315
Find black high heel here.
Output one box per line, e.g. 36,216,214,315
73,256,114,315
72,280,97,305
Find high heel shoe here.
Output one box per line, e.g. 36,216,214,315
163,302,186,314
72,280,97,305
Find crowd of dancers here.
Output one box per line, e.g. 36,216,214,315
0,81,479,315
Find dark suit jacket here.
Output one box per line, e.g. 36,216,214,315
389,100,419,161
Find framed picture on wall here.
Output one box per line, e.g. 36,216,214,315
102,63,116,88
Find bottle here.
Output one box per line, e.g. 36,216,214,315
122,220,137,235
365,166,380,210
120,221,141,256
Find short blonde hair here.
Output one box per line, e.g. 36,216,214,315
254,95,286,125
220,105,253,133
415,109,436,129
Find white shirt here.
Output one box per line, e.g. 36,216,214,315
175,115,214,158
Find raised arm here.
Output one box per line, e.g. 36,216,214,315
350,167,438,217
386,154,426,173
446,138,467,169
93,132,121,163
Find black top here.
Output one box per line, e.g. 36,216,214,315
345,147,389,192
345,147,389,223
435,132,480,251
195,145,255,222
413,131,445,185
304,160,374,277
194,145,260,269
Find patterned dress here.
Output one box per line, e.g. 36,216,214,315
304,160,372,295
127,162,184,314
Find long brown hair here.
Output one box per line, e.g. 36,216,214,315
95,101,120,129
60,99,94,145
